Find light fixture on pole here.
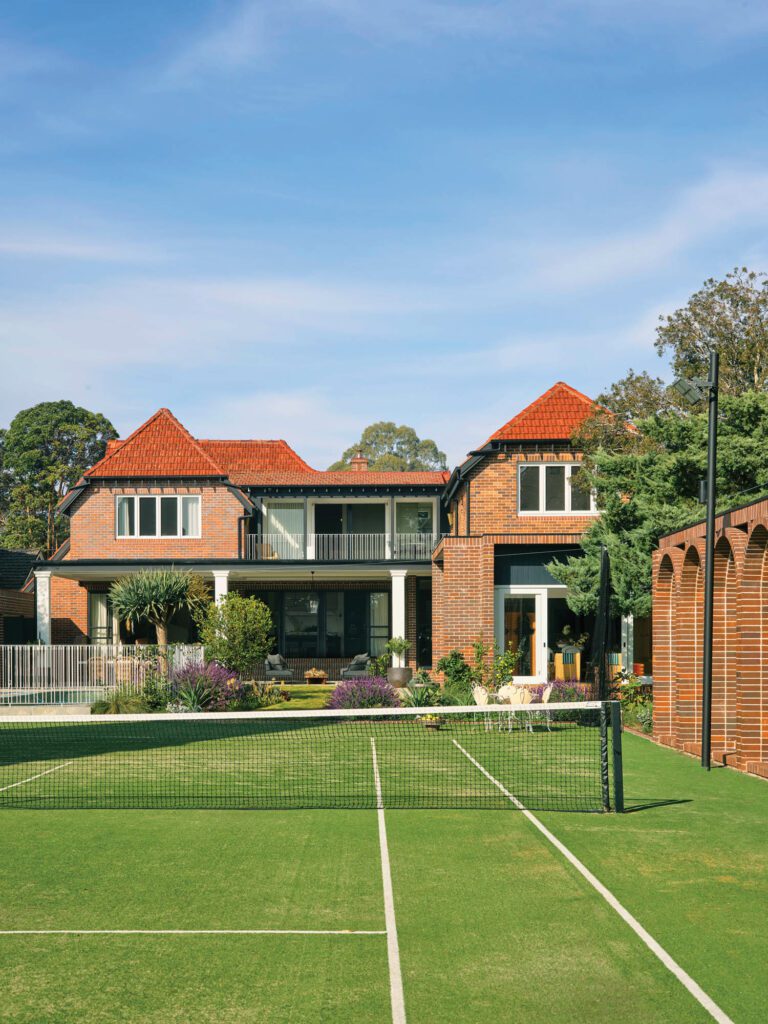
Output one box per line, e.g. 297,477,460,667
672,349,720,770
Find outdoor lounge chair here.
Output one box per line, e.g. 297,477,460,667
340,654,371,680
264,654,294,682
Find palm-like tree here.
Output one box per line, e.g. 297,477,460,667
109,570,208,647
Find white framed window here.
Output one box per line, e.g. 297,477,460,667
517,463,596,515
115,495,201,538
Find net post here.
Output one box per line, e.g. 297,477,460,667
599,702,610,811
610,700,624,814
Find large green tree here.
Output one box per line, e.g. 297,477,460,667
329,422,447,471
655,266,768,394
551,390,768,617
1,401,117,555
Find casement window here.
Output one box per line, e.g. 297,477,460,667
115,495,201,538
517,463,596,515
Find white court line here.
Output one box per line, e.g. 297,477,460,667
0,929,385,936
0,761,73,793
451,739,735,1024
371,737,407,1024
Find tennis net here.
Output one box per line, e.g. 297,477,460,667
0,701,623,813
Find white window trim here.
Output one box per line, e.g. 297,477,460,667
517,462,597,516
114,494,202,539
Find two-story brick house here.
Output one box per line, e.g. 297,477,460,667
34,382,642,680
433,382,613,683
36,408,447,675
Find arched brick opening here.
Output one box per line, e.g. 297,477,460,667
652,554,676,743
738,526,768,769
711,536,737,754
676,546,703,748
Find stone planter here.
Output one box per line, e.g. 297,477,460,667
387,666,413,688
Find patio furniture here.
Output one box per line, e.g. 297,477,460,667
264,654,294,682
340,654,371,680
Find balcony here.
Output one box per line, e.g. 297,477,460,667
244,532,438,562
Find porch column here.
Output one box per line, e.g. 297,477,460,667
36,570,51,644
621,614,634,673
212,570,230,606
390,569,408,666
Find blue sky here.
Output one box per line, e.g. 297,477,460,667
2,1,768,468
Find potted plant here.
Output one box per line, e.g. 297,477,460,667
385,637,412,687
422,714,443,730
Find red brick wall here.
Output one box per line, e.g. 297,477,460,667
67,482,244,560
432,537,495,672
653,509,768,780
460,451,597,536
51,576,88,643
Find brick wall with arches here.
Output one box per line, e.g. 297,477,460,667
652,495,768,779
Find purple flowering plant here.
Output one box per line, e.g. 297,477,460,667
326,677,401,710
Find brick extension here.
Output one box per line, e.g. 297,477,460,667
652,495,768,780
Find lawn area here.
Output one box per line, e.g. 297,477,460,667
0,727,766,1022
272,683,335,710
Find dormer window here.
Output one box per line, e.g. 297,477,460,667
116,495,201,538
518,464,595,515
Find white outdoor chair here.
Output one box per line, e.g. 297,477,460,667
539,683,554,732
472,685,493,730
496,685,522,731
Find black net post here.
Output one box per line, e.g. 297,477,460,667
610,700,624,813
599,702,610,812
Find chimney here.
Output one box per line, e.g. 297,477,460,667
350,450,369,472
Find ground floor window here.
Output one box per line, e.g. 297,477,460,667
258,589,390,659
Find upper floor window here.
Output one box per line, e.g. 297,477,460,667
518,463,595,515
116,495,201,538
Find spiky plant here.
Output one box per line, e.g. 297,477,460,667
109,570,209,647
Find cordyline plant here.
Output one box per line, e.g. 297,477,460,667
109,570,209,648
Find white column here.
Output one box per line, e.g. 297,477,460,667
212,570,230,605
36,570,51,644
390,569,408,666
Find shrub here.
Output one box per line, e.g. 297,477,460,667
171,661,245,711
197,593,274,677
173,680,214,712
636,701,653,734
140,672,175,712
326,677,401,710
91,685,146,715
436,650,472,690
401,683,444,708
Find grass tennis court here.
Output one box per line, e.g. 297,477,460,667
1,728,766,1022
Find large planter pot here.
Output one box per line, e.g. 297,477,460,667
387,667,413,688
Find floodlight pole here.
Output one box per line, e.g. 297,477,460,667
701,349,719,770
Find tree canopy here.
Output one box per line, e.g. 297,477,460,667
328,422,447,472
554,267,768,617
0,401,117,556
655,266,768,395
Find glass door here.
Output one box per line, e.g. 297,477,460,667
494,587,547,683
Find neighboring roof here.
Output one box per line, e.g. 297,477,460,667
85,409,224,479
199,440,314,482
0,549,39,590
79,409,449,489
484,381,600,445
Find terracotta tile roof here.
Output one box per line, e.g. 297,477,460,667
484,381,603,444
85,409,224,478
199,440,314,478
83,410,449,487
243,470,450,487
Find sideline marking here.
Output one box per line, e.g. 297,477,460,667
0,929,385,936
452,738,735,1024
0,761,73,793
371,737,406,1024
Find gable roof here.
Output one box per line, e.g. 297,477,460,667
78,410,447,489
0,549,39,590
484,381,600,444
85,409,224,478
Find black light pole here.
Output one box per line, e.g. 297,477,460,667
672,349,720,769
700,349,719,770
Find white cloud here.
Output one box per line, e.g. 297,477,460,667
163,3,269,83
0,230,164,264
520,169,768,293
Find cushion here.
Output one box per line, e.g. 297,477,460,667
350,653,369,668
266,654,285,669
